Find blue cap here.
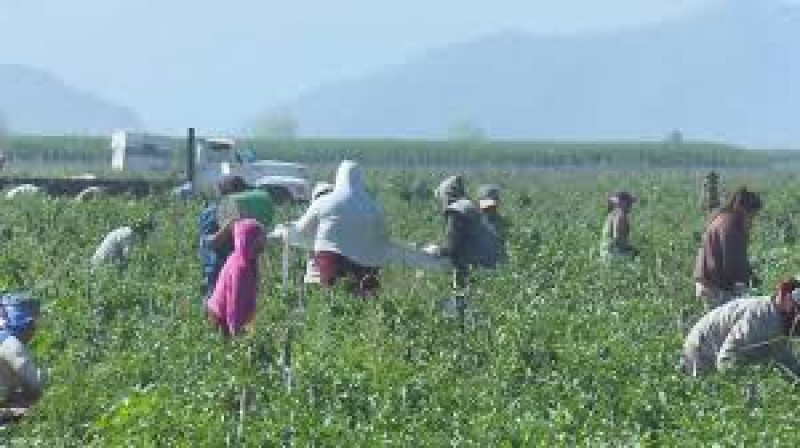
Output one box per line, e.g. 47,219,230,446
0,292,39,338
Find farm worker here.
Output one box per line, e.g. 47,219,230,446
694,187,762,309
477,184,509,264
198,176,249,296
205,219,266,337
427,175,500,289
600,191,638,260
681,279,800,379
91,217,156,268
171,181,194,200
0,293,45,412
289,161,388,297
302,182,334,284
207,183,275,258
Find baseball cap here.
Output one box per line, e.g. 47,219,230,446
477,184,500,209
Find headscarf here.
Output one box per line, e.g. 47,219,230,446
206,219,265,336
318,161,381,216
435,176,467,208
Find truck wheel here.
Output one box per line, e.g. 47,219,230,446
266,186,291,204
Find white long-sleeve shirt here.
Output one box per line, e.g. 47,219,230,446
91,227,135,267
274,161,448,271
292,161,389,268
683,297,800,375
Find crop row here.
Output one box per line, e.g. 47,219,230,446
4,169,800,445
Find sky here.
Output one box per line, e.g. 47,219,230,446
0,0,736,134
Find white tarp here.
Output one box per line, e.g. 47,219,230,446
268,223,451,271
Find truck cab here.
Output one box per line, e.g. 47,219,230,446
110,131,311,202
195,138,311,203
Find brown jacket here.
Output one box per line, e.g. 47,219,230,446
694,211,752,291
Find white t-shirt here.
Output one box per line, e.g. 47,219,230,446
91,227,135,266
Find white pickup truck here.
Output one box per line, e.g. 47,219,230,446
111,131,311,202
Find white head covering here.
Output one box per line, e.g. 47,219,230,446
298,161,389,267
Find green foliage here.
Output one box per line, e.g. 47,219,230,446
447,119,486,142
1,135,777,171
250,110,299,140
4,169,800,445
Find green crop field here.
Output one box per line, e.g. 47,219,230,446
2,135,790,172
4,168,800,445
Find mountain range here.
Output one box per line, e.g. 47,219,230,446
2,1,799,147
0,64,141,135
272,1,800,147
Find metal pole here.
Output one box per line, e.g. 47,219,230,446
281,232,294,446
237,385,247,443
187,128,196,185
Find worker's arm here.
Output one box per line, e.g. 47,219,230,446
290,203,320,242
0,336,44,406
772,343,800,382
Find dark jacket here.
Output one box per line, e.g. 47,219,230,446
484,212,509,264
694,211,753,291
198,205,233,294
439,199,500,270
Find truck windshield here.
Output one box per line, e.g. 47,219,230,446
237,149,256,164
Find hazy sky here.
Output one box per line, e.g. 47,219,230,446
0,0,732,133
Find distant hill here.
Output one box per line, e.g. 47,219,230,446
271,1,800,147
0,64,141,135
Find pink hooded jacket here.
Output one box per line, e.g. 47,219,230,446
206,219,265,337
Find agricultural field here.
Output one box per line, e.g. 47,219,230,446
0,135,782,172
4,168,800,445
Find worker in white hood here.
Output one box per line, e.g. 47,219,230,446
291,161,389,296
